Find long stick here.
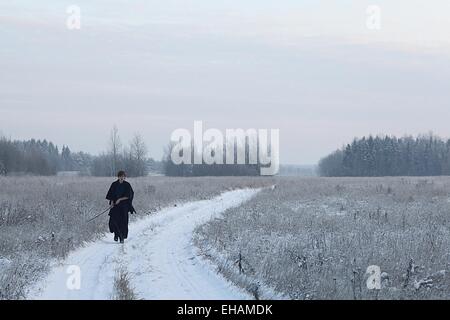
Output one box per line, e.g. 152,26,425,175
86,207,111,223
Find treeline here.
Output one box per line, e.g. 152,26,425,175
0,127,160,177
164,162,261,176
90,126,150,177
319,134,450,177
0,137,91,176
163,143,262,176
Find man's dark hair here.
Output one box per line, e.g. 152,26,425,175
117,170,126,177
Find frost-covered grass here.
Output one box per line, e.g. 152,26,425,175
195,176,450,300
112,268,138,300
0,175,272,300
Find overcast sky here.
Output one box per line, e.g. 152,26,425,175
1,0,450,164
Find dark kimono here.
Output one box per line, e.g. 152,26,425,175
106,180,136,240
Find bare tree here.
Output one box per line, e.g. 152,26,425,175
109,125,122,176
130,133,148,176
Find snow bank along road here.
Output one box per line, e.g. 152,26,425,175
29,188,260,300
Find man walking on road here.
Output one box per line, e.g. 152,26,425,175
106,170,136,243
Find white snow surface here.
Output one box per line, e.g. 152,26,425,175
28,188,260,300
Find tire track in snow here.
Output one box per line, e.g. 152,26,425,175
28,188,260,300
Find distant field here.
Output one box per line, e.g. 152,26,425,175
195,176,450,300
0,176,273,299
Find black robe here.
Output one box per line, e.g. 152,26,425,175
106,180,136,240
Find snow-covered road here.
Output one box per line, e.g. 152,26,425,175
28,188,259,300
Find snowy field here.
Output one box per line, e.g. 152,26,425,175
195,176,450,300
0,176,272,299
28,188,260,300
2,176,450,300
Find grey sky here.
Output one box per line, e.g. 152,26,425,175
1,1,450,164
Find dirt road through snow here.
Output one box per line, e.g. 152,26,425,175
29,188,259,300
